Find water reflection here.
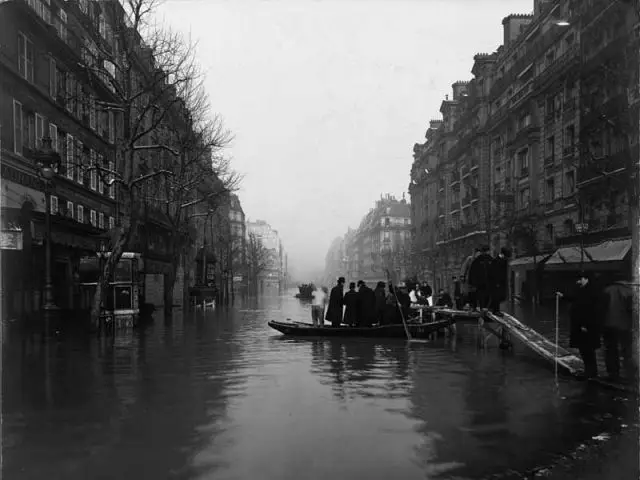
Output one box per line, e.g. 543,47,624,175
2,292,637,480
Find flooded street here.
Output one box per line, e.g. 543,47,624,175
3,291,638,480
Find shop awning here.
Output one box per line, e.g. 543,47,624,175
510,254,551,268
545,238,632,269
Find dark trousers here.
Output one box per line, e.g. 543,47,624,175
579,347,598,378
476,288,491,309
466,290,477,308
603,327,635,379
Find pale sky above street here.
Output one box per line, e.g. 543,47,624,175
156,0,532,280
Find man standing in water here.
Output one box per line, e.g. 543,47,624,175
311,285,327,327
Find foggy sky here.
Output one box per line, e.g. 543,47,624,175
157,0,532,280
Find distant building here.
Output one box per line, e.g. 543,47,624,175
336,194,412,285
246,219,287,292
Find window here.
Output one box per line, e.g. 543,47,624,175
66,201,74,219
546,136,555,160
35,114,45,149
99,14,106,38
65,74,74,112
383,230,390,241
76,140,84,184
58,9,67,42
91,150,98,191
564,170,575,196
25,112,35,149
77,205,84,223
109,216,115,230
98,212,104,229
13,100,22,155
49,123,58,152
563,218,574,235
517,148,529,175
564,125,575,148
108,160,115,198
546,223,554,240
108,111,115,143
546,177,555,203
65,134,74,180
49,57,57,97
17,33,34,82
79,0,88,14
90,210,97,227
50,195,59,215
519,187,530,209
89,95,96,130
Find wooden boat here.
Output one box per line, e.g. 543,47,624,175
268,318,454,339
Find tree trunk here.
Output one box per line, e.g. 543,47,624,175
163,259,178,310
90,225,131,331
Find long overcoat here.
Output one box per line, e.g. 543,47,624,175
566,282,602,350
326,284,344,324
343,290,359,326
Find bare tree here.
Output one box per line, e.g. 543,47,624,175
71,0,228,327
246,232,269,295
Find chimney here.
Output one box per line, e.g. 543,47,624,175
502,14,533,48
452,81,469,101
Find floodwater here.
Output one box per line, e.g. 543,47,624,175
2,291,638,480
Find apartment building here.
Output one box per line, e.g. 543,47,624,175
1,0,119,317
409,0,637,299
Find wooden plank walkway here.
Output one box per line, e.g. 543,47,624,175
483,311,637,393
484,311,584,375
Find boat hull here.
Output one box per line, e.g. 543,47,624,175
268,318,454,339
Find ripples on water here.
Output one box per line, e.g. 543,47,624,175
2,292,637,480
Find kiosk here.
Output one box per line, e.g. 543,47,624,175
79,252,142,328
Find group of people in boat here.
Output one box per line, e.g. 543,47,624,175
310,277,455,328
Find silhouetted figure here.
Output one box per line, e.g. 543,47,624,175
489,247,511,314
356,280,376,327
374,281,387,325
461,247,481,307
343,282,359,326
602,279,636,381
561,272,603,379
326,277,345,327
436,289,454,308
452,276,462,309
468,245,493,310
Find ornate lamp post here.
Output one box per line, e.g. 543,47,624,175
34,136,61,323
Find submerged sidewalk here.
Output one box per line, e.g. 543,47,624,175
497,301,634,383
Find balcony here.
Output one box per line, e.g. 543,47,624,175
461,195,471,207
534,45,580,93
450,201,460,212
450,172,461,186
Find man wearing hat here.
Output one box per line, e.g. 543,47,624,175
489,247,512,315
326,277,345,327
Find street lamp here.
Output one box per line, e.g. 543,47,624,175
34,136,61,322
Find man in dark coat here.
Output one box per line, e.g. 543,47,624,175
560,272,603,379
601,279,636,381
342,282,359,326
468,245,493,310
356,280,376,327
435,289,454,308
326,277,345,327
489,247,511,315
374,281,387,325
